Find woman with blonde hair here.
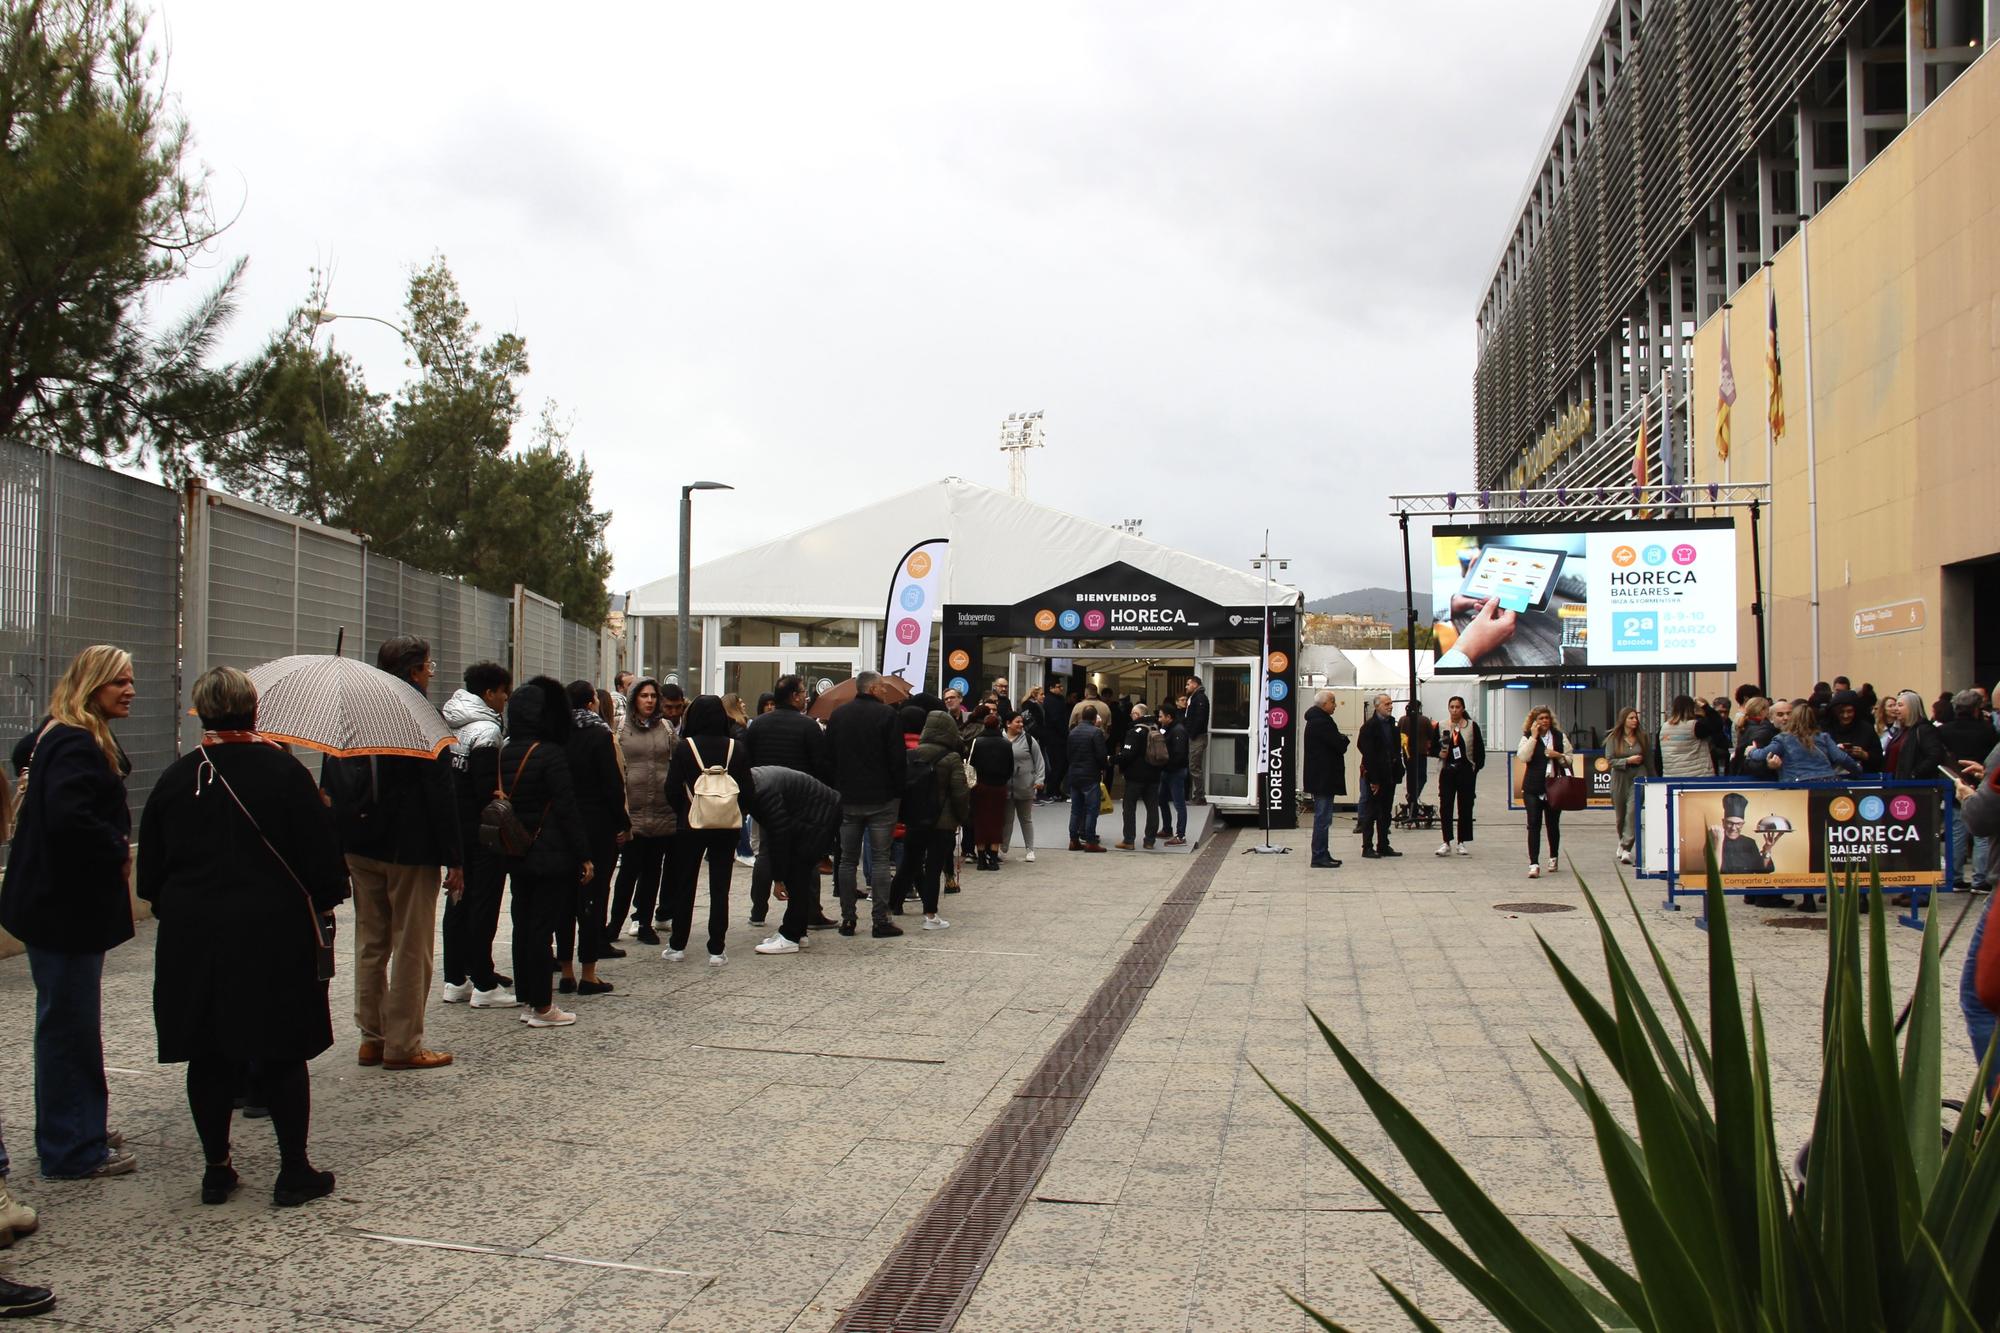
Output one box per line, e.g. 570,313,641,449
0,646,139,1180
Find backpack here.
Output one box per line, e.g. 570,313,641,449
901,750,943,828
478,744,542,856
322,754,381,845
1144,724,1169,767
686,738,742,830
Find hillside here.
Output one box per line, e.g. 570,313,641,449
1304,586,1404,616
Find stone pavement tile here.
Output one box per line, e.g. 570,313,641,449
1089,1202,1209,1276
952,1268,1098,1333
1032,1157,1129,1205
142,1300,387,1332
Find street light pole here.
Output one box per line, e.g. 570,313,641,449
678,481,733,691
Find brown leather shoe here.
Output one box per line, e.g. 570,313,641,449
1114,841,1134,850
356,1042,383,1067
382,1049,453,1071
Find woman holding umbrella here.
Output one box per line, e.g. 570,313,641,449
1,645,139,1181
137,667,348,1206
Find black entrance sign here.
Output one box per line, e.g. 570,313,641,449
945,561,1241,638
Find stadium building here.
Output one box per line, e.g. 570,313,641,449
1475,0,1996,697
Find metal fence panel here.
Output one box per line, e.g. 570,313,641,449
515,589,563,683
442,583,512,695
1,441,180,816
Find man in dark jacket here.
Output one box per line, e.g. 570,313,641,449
1066,713,1109,851
562,680,629,992
1824,689,1882,772
1114,704,1163,850
1355,693,1404,858
1303,691,1349,868
1157,701,1191,844
1042,681,1072,801
825,672,908,937
442,661,513,1007
1183,676,1211,803
745,675,833,923
323,637,463,1071
747,766,843,953
1399,703,1436,810
1939,689,1995,891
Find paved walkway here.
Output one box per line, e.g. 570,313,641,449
0,769,1977,1331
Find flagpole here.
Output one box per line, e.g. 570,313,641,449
1799,216,1822,681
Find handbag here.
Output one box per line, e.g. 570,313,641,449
8,720,57,843
200,746,338,981
1544,754,1588,811
1099,781,1114,815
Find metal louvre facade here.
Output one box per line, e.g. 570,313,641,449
1474,0,1985,490
0,441,181,816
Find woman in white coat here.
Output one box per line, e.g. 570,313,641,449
999,713,1046,862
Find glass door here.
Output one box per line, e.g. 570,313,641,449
1008,652,1045,702
793,659,855,699
1197,657,1258,806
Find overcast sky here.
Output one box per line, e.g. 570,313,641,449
154,0,1597,600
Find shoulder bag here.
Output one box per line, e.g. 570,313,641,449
199,746,338,981
1544,751,1588,811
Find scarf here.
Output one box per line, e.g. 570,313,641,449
573,709,608,732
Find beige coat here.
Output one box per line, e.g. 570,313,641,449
620,716,680,837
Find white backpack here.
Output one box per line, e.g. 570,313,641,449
686,738,742,830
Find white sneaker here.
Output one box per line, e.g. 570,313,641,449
796,933,811,949
523,1006,576,1027
1616,848,1633,864
1435,842,1452,857
469,985,518,1008
708,953,728,967
624,919,641,939
1455,843,1470,857
735,854,756,868
0,1178,38,1243
440,981,473,1004
1548,857,1559,871
922,916,951,930
754,934,800,955
661,948,686,962
1528,864,1541,879
1024,850,1036,862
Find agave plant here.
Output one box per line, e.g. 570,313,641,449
1259,855,1999,1331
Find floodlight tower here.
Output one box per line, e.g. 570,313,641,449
998,411,1045,497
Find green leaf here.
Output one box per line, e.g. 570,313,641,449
1255,1062,1568,1333
1374,1273,1453,1333
1897,888,1943,1200
1283,1289,1355,1333
1615,874,1715,1089
1576,1074,1723,1333
1697,835,1764,1305
1565,1233,1651,1331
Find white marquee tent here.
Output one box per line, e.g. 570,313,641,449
628,477,1301,619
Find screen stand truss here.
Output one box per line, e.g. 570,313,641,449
1390,485,1771,693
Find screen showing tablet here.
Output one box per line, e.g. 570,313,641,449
1458,546,1564,613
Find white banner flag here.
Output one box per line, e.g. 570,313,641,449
882,538,948,692
1255,614,1271,777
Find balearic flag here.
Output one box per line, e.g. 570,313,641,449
1717,315,1737,461
1633,398,1650,519
1766,277,1785,441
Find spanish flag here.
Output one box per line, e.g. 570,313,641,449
1717,314,1737,461
1634,400,1649,519
1766,277,1785,441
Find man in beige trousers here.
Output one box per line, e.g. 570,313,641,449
323,637,464,1071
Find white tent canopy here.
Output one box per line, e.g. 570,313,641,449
627,477,1301,618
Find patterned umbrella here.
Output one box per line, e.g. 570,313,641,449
244,654,454,759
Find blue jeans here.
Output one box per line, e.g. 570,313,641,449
837,802,897,925
1069,784,1101,844
737,815,754,858
1161,770,1188,838
26,945,109,1178
1961,901,1997,1092
1311,794,1335,861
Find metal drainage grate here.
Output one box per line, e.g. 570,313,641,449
1492,902,1578,915
1764,915,1828,930
832,827,1238,1332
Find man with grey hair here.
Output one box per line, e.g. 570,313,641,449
825,671,908,937
1113,703,1163,850
1355,692,1403,858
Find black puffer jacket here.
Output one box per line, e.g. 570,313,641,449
745,766,841,865
825,691,906,805
463,679,588,880
744,706,832,783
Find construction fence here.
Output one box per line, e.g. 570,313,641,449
1,440,621,809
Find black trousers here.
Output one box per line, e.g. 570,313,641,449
915,828,957,915
511,871,572,1011
1525,793,1561,863
751,840,779,922
609,833,672,932
441,850,507,988
1437,766,1476,843
1361,783,1394,851
187,1058,310,1170
1122,780,1160,845
777,844,822,942
575,832,618,964
668,829,737,956
1405,761,1428,805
